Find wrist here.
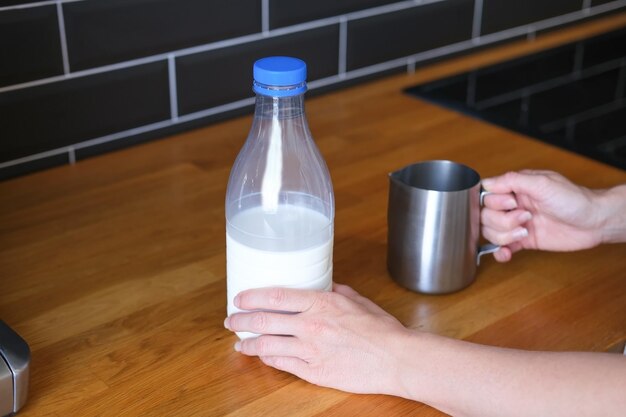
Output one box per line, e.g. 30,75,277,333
594,184,626,244
392,330,452,403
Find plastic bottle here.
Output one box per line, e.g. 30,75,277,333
225,56,335,339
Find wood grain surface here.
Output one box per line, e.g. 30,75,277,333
2,13,626,417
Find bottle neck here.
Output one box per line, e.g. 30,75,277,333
254,93,305,119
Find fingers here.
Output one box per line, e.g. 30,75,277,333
481,208,532,231
482,171,551,196
259,356,310,379
492,243,523,263
236,334,306,358
226,311,299,336
333,283,360,297
482,224,528,246
483,193,518,211
519,169,558,176
492,246,512,262
236,287,318,313
481,208,531,246
481,207,532,247
333,283,385,313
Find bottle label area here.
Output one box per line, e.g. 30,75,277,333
226,204,334,339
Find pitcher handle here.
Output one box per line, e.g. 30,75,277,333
477,244,500,265
479,189,493,206
477,188,501,265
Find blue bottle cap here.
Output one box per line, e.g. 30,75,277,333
253,56,307,97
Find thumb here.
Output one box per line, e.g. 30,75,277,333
482,171,543,197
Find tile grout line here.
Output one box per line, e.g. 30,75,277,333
261,0,270,34
476,58,624,110
0,0,445,17
541,97,625,132
599,133,626,152
0,0,87,12
407,57,416,74
475,0,626,44
56,1,70,75
68,146,76,164
0,0,57,12
0,99,258,169
3,1,626,172
0,147,71,169
1,9,622,172
1,36,487,171
520,94,530,127
338,17,348,77
1,0,625,96
466,71,477,106
0,46,616,171
615,58,626,100
72,119,175,150
565,118,576,143
176,97,256,124
471,0,484,41
167,54,179,121
574,41,585,76
348,0,444,21
0,0,446,95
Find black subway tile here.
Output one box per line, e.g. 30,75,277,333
176,25,339,116
530,68,620,126
474,46,577,102
346,0,474,71
481,0,581,35
573,105,626,146
0,1,42,6
613,142,626,160
480,98,524,127
63,0,261,71
412,75,470,104
0,61,170,162
269,0,397,28
0,5,63,87
73,104,253,161
582,28,626,68
591,0,618,5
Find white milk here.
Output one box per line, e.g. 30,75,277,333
226,204,333,339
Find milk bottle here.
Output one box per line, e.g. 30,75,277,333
225,57,335,339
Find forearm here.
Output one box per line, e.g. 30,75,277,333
395,331,626,417
595,184,626,244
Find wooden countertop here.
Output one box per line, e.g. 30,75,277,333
2,14,626,417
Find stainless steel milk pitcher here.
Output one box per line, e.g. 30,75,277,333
387,160,499,294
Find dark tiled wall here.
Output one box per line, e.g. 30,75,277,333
63,0,262,71
1,0,626,180
347,0,474,70
177,25,340,115
481,0,582,35
593,0,618,5
268,0,398,28
406,27,626,170
1,62,170,160
0,5,63,86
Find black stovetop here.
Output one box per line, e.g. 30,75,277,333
406,27,626,171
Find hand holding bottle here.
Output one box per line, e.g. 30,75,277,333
225,283,410,395
225,283,626,417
